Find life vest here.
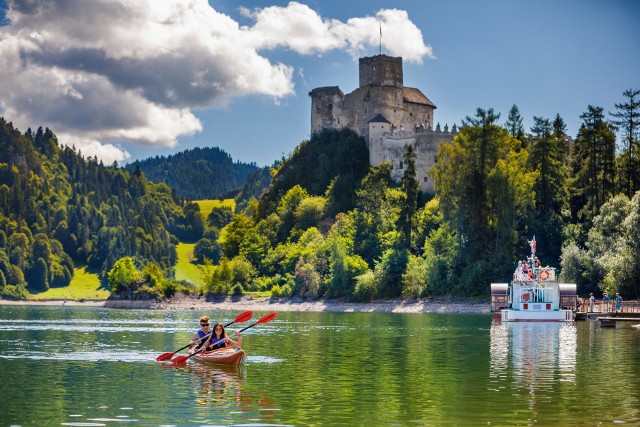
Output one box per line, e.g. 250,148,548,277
210,335,227,350
194,329,209,351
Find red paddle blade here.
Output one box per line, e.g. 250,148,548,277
172,355,189,364
234,310,253,323
256,312,277,325
155,352,175,362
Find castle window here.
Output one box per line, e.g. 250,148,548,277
410,112,413,117
424,177,428,182
399,161,404,169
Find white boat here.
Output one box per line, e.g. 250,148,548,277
491,237,577,322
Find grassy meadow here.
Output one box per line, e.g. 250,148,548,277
29,265,109,301
193,198,235,219
175,242,208,289
21,199,232,301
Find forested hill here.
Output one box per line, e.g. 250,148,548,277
124,147,258,199
0,117,203,296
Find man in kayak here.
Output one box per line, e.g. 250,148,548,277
189,316,213,351
201,322,242,352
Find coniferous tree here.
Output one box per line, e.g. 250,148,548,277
505,104,525,142
570,106,617,224
552,113,572,164
397,144,418,250
30,257,49,291
609,89,640,197
528,116,569,261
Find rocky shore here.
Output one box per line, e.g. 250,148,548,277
1,294,491,313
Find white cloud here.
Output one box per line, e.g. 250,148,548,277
0,0,431,162
59,134,131,166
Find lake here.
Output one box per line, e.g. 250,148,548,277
0,305,639,426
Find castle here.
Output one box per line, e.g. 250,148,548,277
309,54,457,193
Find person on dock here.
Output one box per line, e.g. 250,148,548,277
589,293,595,312
202,322,242,351
615,293,623,313
603,292,610,312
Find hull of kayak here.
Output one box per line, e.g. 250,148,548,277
191,347,246,366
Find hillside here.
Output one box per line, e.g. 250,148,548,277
125,147,258,199
0,117,203,298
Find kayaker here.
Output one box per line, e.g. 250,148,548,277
189,316,213,351
202,322,242,352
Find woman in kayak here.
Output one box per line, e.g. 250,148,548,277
202,322,242,351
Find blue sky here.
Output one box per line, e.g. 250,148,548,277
1,0,638,166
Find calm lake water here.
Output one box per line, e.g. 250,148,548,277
0,306,639,426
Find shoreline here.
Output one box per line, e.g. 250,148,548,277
0,294,491,313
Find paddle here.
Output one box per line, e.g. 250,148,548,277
155,310,253,361
171,311,277,364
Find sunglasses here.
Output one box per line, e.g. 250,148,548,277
201,323,209,326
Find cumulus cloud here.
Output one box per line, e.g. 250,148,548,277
0,0,431,162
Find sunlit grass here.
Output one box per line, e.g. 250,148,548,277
175,242,208,290
29,265,109,301
193,199,235,219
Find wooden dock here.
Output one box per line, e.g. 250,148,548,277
597,315,640,328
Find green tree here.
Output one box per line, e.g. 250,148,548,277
30,258,48,291
208,206,234,229
579,193,640,298
570,106,617,224
552,113,571,162
222,214,254,259
294,196,326,232
432,107,536,294
528,116,569,262
609,89,640,197
31,233,51,263
193,238,222,264
182,202,205,242
397,145,418,250
108,257,141,293
504,104,525,142
8,232,29,271
353,163,393,266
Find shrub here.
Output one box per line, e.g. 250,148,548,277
0,284,29,300
352,270,377,302
231,283,245,296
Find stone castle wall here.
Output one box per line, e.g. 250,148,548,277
310,55,456,193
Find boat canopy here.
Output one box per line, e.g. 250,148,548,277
490,283,509,312
559,283,577,310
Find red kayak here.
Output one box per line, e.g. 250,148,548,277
190,347,246,366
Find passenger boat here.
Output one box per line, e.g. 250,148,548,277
190,347,246,365
491,237,577,322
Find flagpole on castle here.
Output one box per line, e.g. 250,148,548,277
379,21,382,55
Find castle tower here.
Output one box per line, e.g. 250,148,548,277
359,55,403,87
309,86,346,135
368,114,391,166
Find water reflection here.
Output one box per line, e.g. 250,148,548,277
490,322,577,395
173,362,247,406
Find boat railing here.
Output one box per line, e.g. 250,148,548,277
513,267,556,282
